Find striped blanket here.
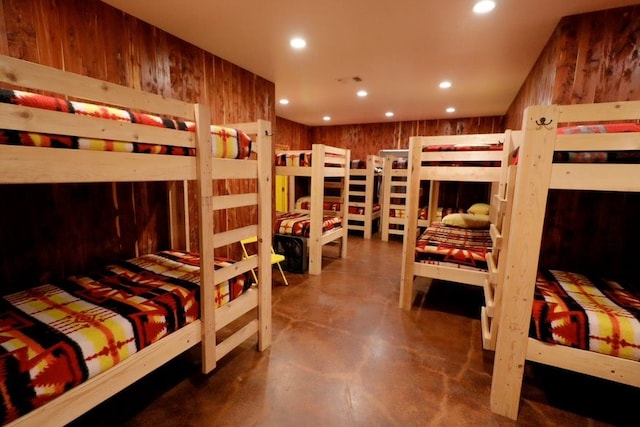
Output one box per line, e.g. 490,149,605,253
531,269,640,361
415,223,492,270
0,88,252,159
0,250,250,424
274,212,342,238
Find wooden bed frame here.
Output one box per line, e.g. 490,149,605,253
275,144,350,275
347,154,382,239
398,132,516,313
380,151,410,241
0,55,273,426
490,101,640,420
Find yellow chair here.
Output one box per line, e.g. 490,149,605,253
240,236,288,286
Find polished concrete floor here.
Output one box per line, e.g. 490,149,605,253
72,235,638,426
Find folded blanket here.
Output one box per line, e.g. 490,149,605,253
0,250,250,424
0,88,251,159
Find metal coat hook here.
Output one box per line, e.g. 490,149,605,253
265,130,273,136
535,117,553,128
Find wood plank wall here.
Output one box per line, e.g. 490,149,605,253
310,117,504,160
0,0,275,290
503,5,640,279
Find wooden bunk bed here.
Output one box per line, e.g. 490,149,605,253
490,102,640,420
399,132,517,316
0,55,273,426
347,154,383,239
275,144,350,275
380,152,410,241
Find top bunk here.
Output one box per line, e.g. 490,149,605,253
275,144,350,178
525,102,640,192
408,133,506,183
0,55,266,185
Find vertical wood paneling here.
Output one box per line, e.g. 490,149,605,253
275,117,311,150
309,116,503,160
0,0,275,287
504,4,640,279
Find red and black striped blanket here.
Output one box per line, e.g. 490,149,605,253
0,88,252,158
531,269,640,361
274,212,342,238
414,223,492,270
0,250,250,424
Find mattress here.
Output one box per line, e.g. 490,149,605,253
0,88,252,159
0,250,250,424
554,123,640,163
274,212,342,238
531,269,640,361
414,222,492,270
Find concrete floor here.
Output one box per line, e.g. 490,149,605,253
72,235,638,426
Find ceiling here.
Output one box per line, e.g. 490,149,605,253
102,0,638,126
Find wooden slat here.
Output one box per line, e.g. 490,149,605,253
556,132,640,151
489,223,502,250
526,338,640,387
412,262,487,287
215,287,259,330
213,225,258,249
216,320,259,361
558,100,640,123
550,164,640,191
419,166,501,182
214,257,257,285
0,145,195,183
0,55,194,119
212,193,258,210
212,158,258,179
0,103,195,147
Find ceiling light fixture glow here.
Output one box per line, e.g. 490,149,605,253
290,37,307,49
323,115,331,121
473,1,496,14
357,90,368,97
446,107,456,113
279,99,289,105
439,81,452,89
385,112,394,118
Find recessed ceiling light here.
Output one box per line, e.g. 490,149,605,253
290,37,306,49
446,107,456,113
385,112,394,118
279,99,289,105
439,81,452,89
357,90,368,97
473,1,496,14
323,116,331,121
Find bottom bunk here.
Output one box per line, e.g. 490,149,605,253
274,211,347,274
0,250,263,426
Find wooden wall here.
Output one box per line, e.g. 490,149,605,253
504,5,640,278
275,117,311,150
0,0,275,290
310,116,504,160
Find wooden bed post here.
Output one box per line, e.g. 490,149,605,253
309,144,324,275
399,137,421,310
341,149,350,258
489,106,558,419
194,103,216,374
256,119,273,351
362,154,375,239
380,155,393,242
